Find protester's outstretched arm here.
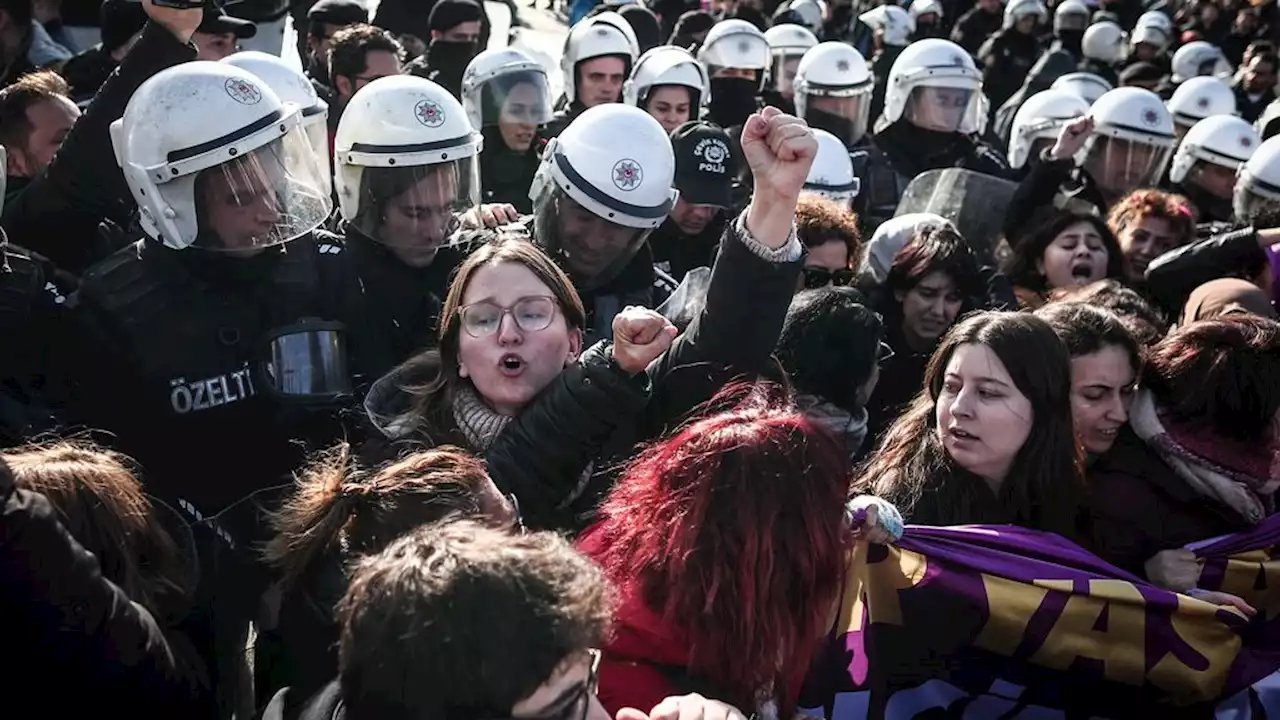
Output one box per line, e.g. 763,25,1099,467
641,107,815,428
1,0,200,275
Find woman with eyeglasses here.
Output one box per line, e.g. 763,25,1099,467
363,115,814,533
860,224,990,446
259,444,517,702
796,194,860,293
775,287,889,462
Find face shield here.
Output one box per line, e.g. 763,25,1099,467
768,53,805,95
1081,134,1172,199
1057,11,1087,32
256,319,353,404
1234,178,1280,224
192,126,331,253
351,158,480,265
532,184,655,292
903,85,981,134
801,85,873,147
301,106,332,194
481,71,554,153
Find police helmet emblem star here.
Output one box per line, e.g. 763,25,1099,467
225,78,262,105
951,53,966,66
1196,96,1210,109
415,99,446,127
1141,107,1159,127
1242,135,1254,148
612,158,643,191
738,40,751,53
836,59,850,72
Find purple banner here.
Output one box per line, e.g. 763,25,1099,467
798,524,1280,719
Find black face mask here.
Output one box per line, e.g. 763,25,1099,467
807,106,857,147
426,39,477,91
761,90,796,116
912,22,941,39
1057,29,1084,55
708,77,759,128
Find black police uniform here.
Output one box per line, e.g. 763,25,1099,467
0,243,71,446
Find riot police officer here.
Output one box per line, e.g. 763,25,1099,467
544,12,638,139
529,103,678,342
624,45,709,133
697,19,770,130
333,75,491,383
762,23,818,114
1166,76,1237,144
857,38,1010,235
1007,88,1090,180
463,48,554,212
1170,115,1261,223
73,61,346,712
793,41,873,151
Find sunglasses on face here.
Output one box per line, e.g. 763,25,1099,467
802,266,856,289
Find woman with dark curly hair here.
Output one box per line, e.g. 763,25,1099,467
1002,210,1128,309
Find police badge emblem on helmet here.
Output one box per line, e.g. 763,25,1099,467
415,99,446,128
612,159,643,190
225,78,263,105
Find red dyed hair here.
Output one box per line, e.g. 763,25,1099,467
591,385,852,712
1106,189,1196,246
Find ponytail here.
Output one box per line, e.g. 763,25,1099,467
265,443,364,595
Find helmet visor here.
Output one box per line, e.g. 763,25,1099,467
903,86,979,134
1234,182,1280,223
480,70,554,134
352,157,480,263
533,184,652,291
804,91,872,147
768,53,804,94
192,125,332,253
1081,135,1171,198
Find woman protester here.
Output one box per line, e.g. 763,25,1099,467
1036,303,1142,460
1003,211,1128,309
578,385,853,717
861,224,988,445
1088,315,1280,594
259,446,515,706
0,443,210,716
859,311,1089,542
363,106,817,533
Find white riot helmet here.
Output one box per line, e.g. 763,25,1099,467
1233,135,1280,221
1004,0,1047,30
1082,21,1126,65
1051,72,1113,104
1166,76,1236,131
788,0,826,34
623,46,708,126
1008,89,1090,169
882,38,983,135
698,19,770,80
1129,24,1170,55
764,23,818,97
529,104,678,291
804,128,860,209
1078,87,1175,200
461,48,553,152
1053,0,1089,34
110,62,331,252
910,0,943,23
1170,115,1259,204
859,5,915,47
1136,10,1173,35
1172,41,1232,85
222,51,331,198
794,42,873,148
334,76,482,264
561,14,638,106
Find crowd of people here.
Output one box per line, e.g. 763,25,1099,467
3,0,1280,715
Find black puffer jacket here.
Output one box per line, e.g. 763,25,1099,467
363,214,803,533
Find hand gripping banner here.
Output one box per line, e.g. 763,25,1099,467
799,521,1280,719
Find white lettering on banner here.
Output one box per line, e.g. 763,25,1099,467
168,364,257,414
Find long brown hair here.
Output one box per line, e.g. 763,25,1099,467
388,235,587,440
265,443,495,594
856,311,1086,540
3,441,193,621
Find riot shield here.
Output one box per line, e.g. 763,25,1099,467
893,168,1017,257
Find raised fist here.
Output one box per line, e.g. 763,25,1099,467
611,306,677,375
741,106,819,207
